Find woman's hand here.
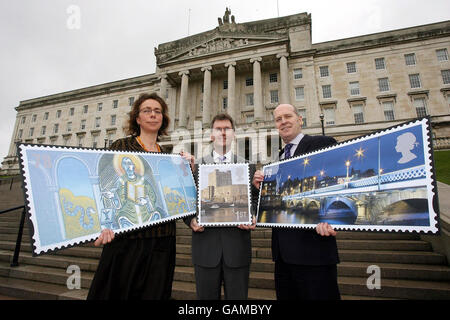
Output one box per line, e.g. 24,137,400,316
94,229,115,246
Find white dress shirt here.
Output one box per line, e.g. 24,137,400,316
280,133,304,160
213,150,233,163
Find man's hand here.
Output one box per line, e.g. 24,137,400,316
190,217,204,232
316,222,337,237
94,228,115,246
238,215,256,230
252,170,264,189
180,151,196,173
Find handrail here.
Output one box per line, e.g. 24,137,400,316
0,205,24,215
0,205,26,267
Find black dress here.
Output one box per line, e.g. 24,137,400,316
87,136,176,300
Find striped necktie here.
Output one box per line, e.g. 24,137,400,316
284,144,294,159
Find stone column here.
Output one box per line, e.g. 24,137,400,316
178,70,189,128
201,66,212,127
277,53,290,104
225,61,236,120
250,57,264,121
159,74,168,99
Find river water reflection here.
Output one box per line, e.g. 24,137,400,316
201,206,250,223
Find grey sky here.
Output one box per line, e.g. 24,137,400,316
1,0,449,162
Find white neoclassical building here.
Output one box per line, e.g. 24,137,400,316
2,10,450,174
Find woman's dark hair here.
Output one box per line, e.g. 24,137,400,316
127,92,170,137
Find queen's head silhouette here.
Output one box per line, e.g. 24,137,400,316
395,132,418,164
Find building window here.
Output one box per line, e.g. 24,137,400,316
270,90,279,104
404,53,416,66
111,115,116,126
346,62,357,73
298,109,307,128
95,117,101,128
269,73,278,83
409,74,421,89
29,127,34,137
53,124,59,134
383,101,395,121
69,107,75,116
293,68,303,79
113,100,118,109
32,114,37,122
67,122,72,132
83,105,88,113
245,114,254,124
97,103,103,112
413,97,428,117
77,135,84,147
223,80,228,90
324,108,335,125
92,135,98,148
222,97,228,110
295,87,304,101
378,78,390,92
322,85,332,98
245,77,253,86
353,104,364,124
319,66,329,77
41,126,46,136
375,57,386,70
44,112,49,120
128,97,135,106
436,49,449,62
107,132,114,147
18,129,23,139
349,81,360,96
56,110,61,118
441,69,450,85
245,93,254,106
21,116,26,124
80,120,86,130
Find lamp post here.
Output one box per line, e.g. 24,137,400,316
104,138,108,149
320,113,325,136
345,160,351,188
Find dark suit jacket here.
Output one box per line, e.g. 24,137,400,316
183,152,256,268
272,134,340,266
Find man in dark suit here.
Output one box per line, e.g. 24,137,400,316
252,104,341,300
184,113,256,300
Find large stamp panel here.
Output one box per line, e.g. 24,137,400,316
198,163,252,227
18,145,197,255
256,118,439,233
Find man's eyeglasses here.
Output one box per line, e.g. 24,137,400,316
212,127,234,133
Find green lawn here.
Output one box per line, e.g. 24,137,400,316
434,150,450,185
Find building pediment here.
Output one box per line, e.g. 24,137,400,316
155,9,310,65
159,34,284,64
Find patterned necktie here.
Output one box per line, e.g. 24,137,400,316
284,144,294,159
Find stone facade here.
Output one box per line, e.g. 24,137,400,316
2,10,450,174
